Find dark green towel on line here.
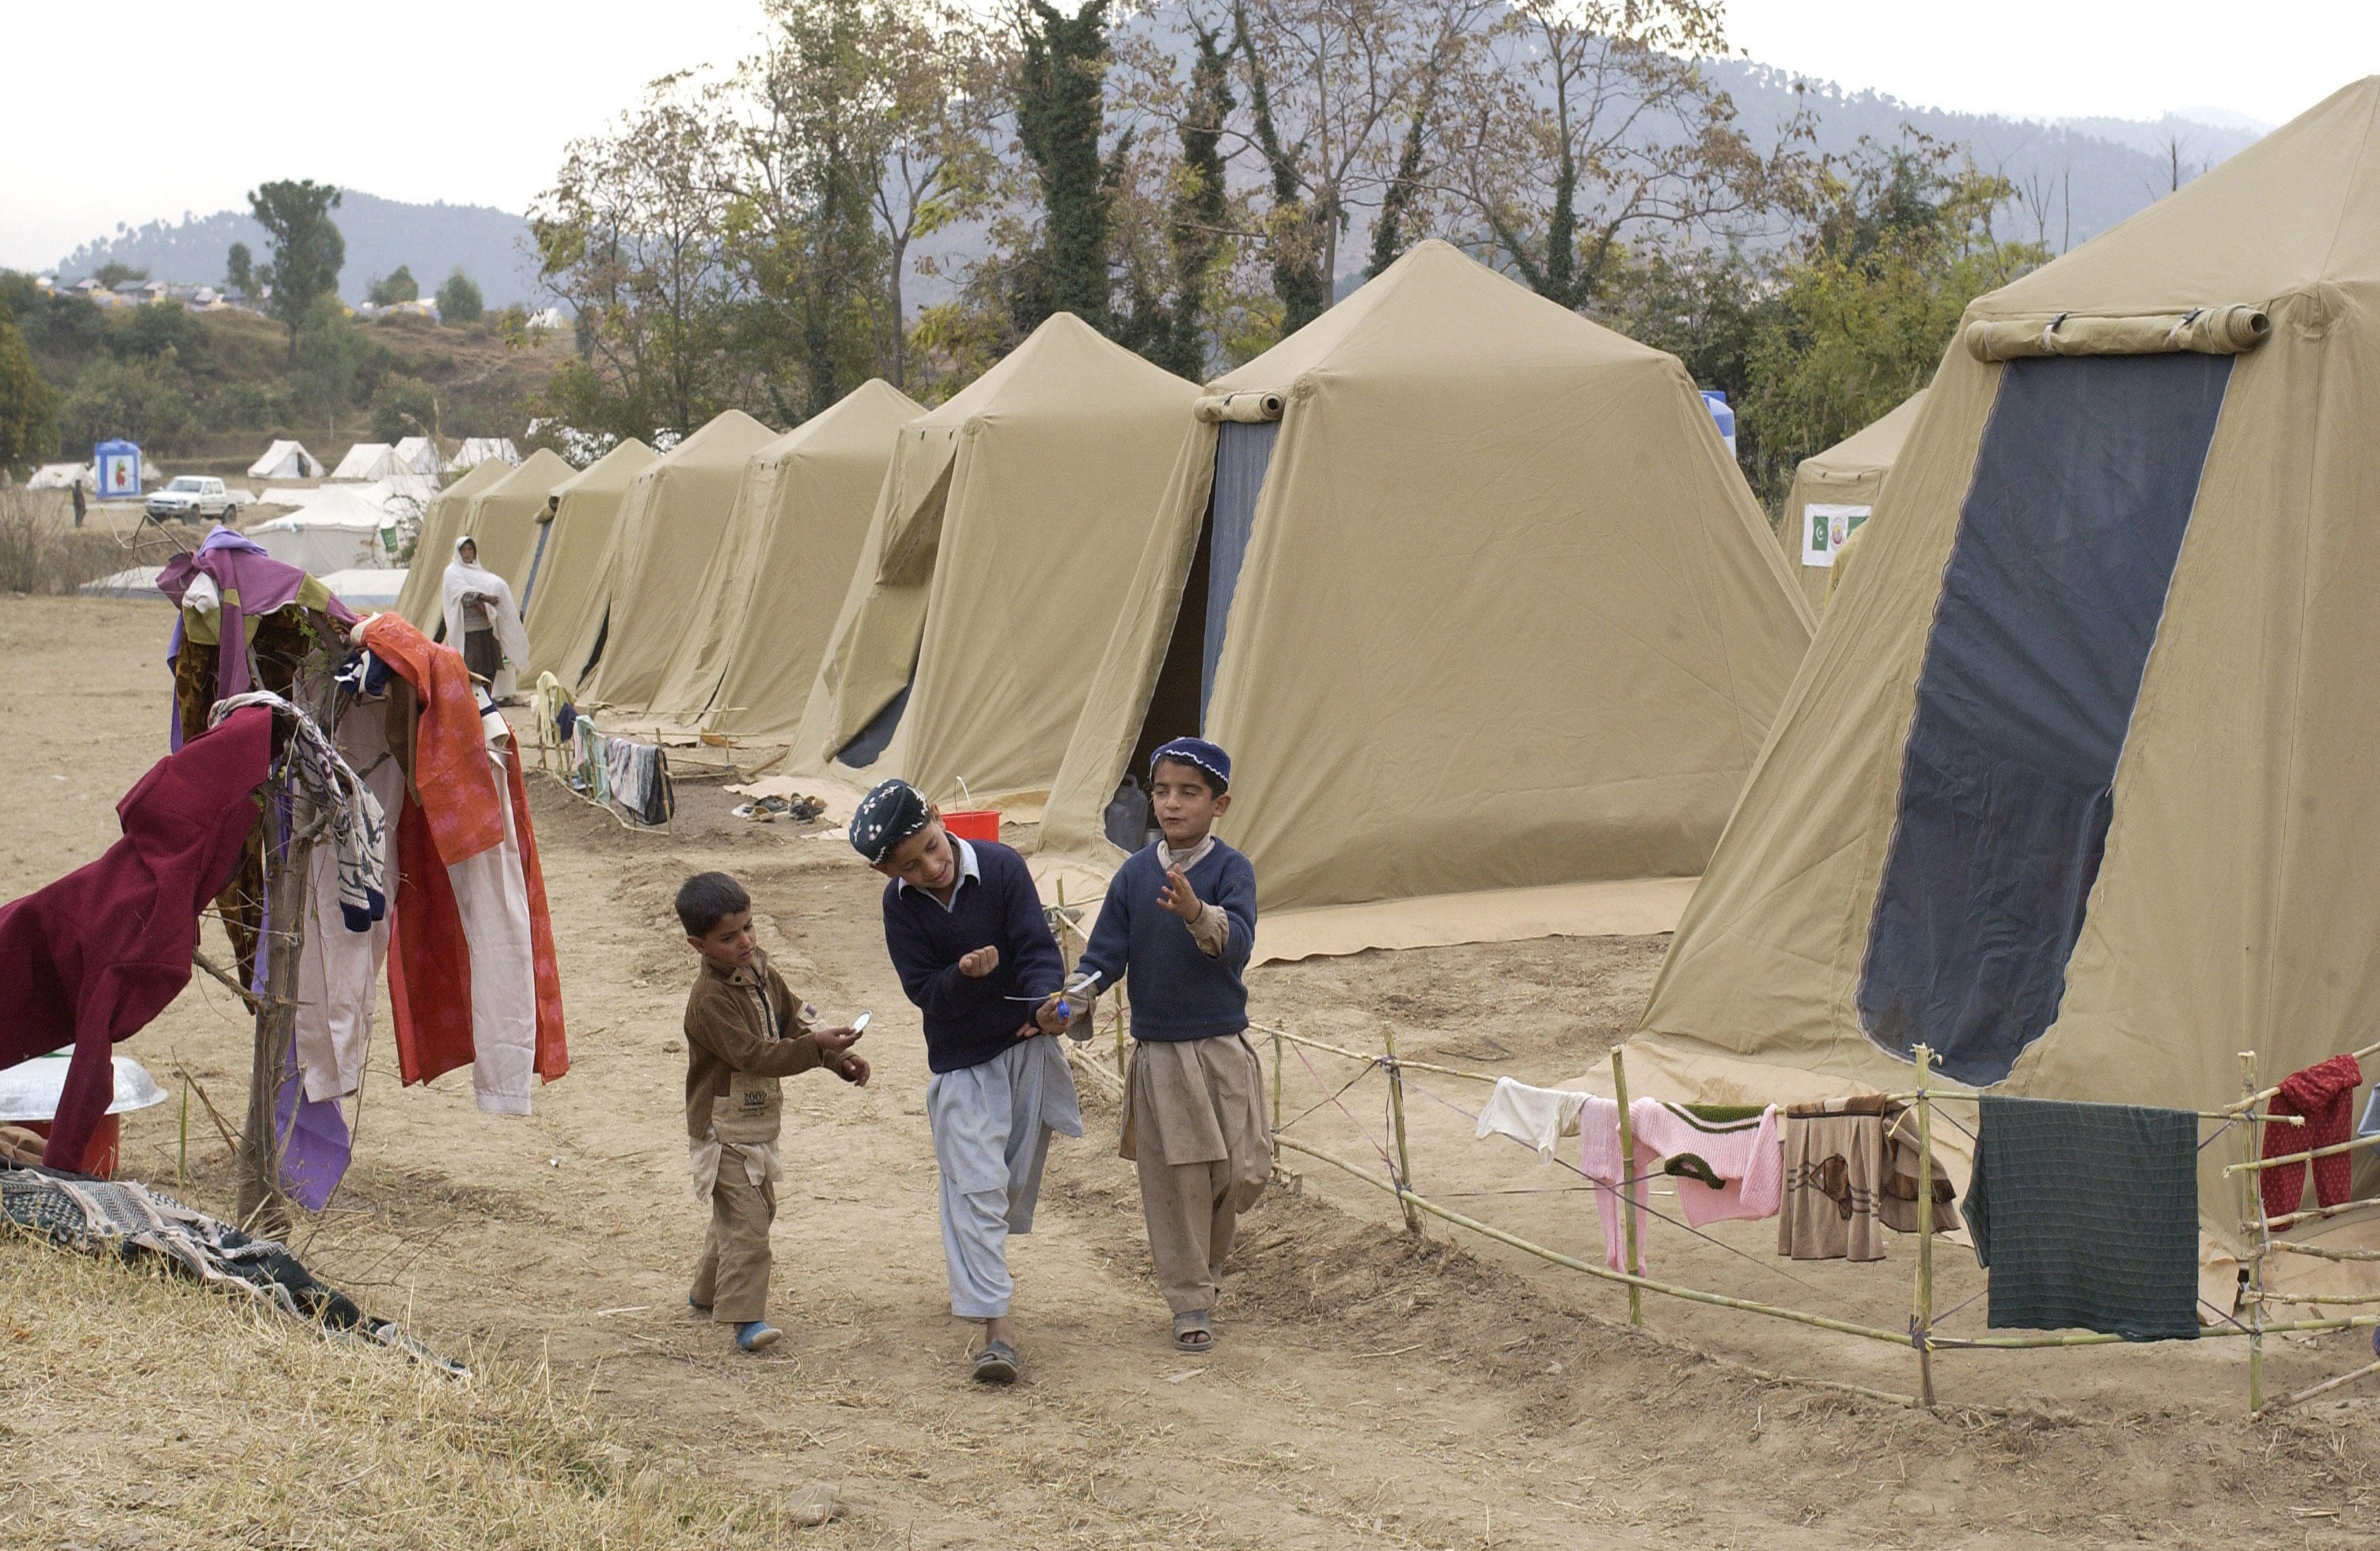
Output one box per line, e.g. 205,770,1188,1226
1962,1094,2199,1341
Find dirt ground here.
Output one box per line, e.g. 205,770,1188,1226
5,593,2378,1549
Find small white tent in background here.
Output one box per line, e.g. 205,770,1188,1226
392,438,442,475
242,485,393,572
27,462,93,491
445,438,521,473
317,568,407,609
248,440,324,480
330,442,400,480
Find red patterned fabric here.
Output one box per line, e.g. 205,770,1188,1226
0,708,271,1169
2262,1054,2363,1219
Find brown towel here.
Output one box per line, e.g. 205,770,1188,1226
1779,1102,1887,1261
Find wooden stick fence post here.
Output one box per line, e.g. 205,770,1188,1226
1912,1044,1938,1410
1383,1027,1420,1234
1612,1048,1642,1325
2240,1050,2267,1416
1271,1025,1283,1134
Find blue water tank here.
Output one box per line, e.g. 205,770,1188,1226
1700,391,1736,457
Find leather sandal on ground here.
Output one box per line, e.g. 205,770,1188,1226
1173,1310,1215,1353
972,1340,1020,1384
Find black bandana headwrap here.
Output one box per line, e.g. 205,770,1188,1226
849,779,931,864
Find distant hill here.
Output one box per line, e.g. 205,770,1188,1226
1696,63,2261,254
54,192,540,307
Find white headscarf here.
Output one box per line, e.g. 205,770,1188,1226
442,535,532,699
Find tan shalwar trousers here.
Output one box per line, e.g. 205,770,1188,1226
691,1146,779,1323
1123,1034,1272,1315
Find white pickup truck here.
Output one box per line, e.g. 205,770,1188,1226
145,476,245,523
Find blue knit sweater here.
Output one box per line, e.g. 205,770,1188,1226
1076,840,1256,1041
881,840,1067,1074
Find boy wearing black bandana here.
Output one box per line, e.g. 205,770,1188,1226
851,779,1078,1384
1051,738,1271,1353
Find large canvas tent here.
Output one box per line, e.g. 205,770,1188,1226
1779,389,1926,612
248,440,323,480
786,313,1199,804
243,486,393,572
521,439,658,675
449,448,578,594
1039,241,1813,957
648,379,921,731
392,460,510,628
1630,79,2380,1263
555,411,777,703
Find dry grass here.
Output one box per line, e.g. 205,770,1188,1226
0,1232,835,1549
0,486,133,595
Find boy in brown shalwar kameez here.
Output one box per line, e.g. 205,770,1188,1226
1052,738,1271,1353
677,872,870,1352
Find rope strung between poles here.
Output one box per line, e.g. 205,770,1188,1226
1286,1037,1394,1170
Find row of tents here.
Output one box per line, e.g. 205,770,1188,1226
248,437,522,484
390,78,2380,1261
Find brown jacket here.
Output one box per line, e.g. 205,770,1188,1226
684,950,823,1143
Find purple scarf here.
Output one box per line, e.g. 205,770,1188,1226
160,527,359,747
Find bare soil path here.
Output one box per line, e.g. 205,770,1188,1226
4,596,2375,1549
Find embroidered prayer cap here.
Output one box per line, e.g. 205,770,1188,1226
849,779,932,863
1150,736,1230,791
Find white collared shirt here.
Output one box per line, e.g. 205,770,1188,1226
893,835,980,912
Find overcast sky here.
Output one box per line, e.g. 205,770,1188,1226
4,0,2375,272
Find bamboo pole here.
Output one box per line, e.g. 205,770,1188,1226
1268,1132,2380,1350
1251,1022,1500,1084
1912,1044,1938,1409
2253,1356,2380,1418
2267,1197,2380,1232
2263,1242,2380,1264
235,767,308,1236
1384,1028,1421,1234
1271,1025,1283,1134
2228,1035,2380,1112
2240,1051,2266,1415
1612,1049,1642,1325
2223,1129,2380,1175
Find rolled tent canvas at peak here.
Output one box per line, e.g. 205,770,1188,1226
1628,76,2380,1266
1779,388,1926,614
649,378,921,733
450,448,579,595
1037,239,1813,960
558,411,778,705
520,438,658,677
392,458,510,629
785,313,1202,805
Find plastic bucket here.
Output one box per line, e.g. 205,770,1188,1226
21,1114,121,1177
941,810,1000,844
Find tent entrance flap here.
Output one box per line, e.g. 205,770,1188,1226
1201,419,1277,716
837,682,911,768
1858,352,2233,1086
1128,510,1215,785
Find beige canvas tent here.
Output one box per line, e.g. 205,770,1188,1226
1038,240,1813,958
393,460,510,628
1779,389,1926,612
786,313,1200,803
647,379,921,731
521,439,658,676
557,411,778,703
451,448,578,594
1630,78,2380,1265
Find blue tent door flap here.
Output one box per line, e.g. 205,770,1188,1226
1859,351,2232,1086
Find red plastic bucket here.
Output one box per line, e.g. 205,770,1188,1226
941,810,1000,844
22,1114,122,1177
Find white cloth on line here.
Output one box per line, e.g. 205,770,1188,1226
293,700,402,1103
1475,1076,1592,1160
447,742,538,1115
926,1036,1082,1319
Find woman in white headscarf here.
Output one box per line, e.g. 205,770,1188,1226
442,536,532,700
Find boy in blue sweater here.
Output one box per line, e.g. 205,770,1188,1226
1052,738,1271,1353
852,779,1078,1385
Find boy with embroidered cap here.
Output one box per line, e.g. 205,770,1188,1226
1051,737,1269,1353
677,871,870,1354
852,779,1078,1384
